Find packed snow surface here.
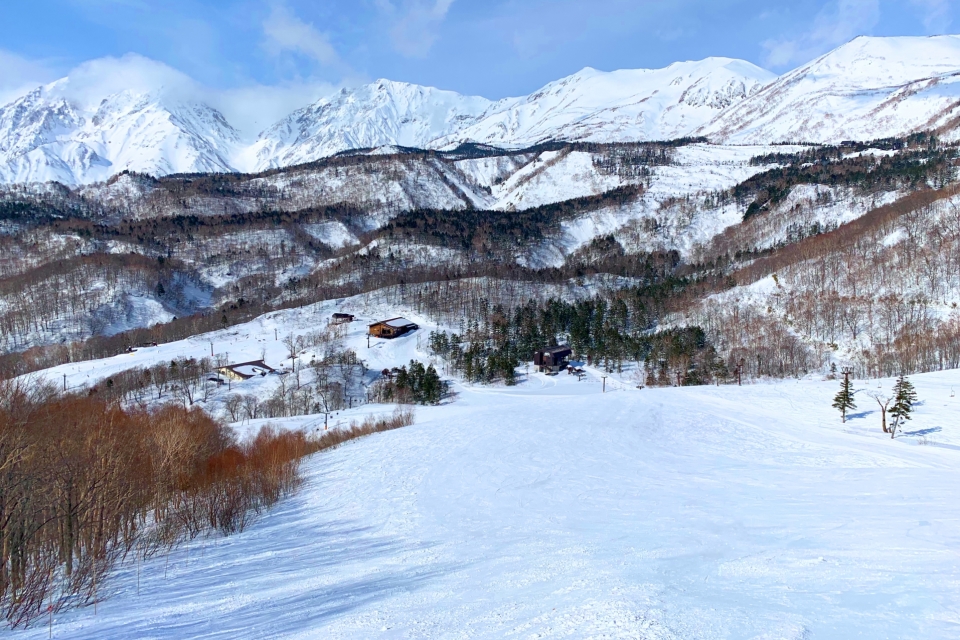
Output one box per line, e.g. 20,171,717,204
14,344,960,638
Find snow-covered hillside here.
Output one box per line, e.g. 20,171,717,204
13,344,960,637
701,35,960,144
434,58,773,149
245,59,772,172
242,80,492,172
0,83,239,185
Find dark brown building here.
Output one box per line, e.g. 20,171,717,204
533,346,572,373
332,313,355,324
368,317,419,339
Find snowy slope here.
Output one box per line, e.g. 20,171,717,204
434,58,774,148
701,35,960,144
0,82,240,185
11,363,960,638
12,292,960,638
243,80,492,171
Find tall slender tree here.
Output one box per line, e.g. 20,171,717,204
832,375,857,423
889,374,918,438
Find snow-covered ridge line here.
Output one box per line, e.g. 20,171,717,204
8,34,960,186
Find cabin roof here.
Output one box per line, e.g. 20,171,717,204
219,360,276,377
539,345,572,355
369,317,417,328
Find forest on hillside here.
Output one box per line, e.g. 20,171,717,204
0,135,958,387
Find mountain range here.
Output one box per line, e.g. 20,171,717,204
4,34,960,185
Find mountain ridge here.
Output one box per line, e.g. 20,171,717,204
6,35,960,185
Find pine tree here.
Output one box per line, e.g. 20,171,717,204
422,365,442,404
889,374,917,438
832,375,856,423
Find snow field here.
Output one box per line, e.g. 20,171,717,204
9,356,960,638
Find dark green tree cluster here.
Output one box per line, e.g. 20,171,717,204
739,135,955,221
394,360,444,405
427,287,724,387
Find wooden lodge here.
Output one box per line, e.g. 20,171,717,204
533,346,573,373
368,317,419,339
331,313,355,324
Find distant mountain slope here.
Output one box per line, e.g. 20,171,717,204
432,58,774,149
699,35,960,144
247,58,773,171
242,80,492,172
0,81,240,185
10,34,960,185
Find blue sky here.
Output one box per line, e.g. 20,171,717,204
0,0,956,133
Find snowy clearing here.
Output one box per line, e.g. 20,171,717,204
9,365,960,639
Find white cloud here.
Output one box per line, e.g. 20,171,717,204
911,0,952,33
216,80,340,141
379,0,455,57
0,50,60,104
0,51,342,141
262,3,340,66
761,0,881,69
61,54,348,140
51,54,203,107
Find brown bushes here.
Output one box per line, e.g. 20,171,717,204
312,407,415,452
0,381,335,628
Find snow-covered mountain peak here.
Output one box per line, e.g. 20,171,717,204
0,78,240,185
433,57,775,148
700,34,960,144
242,79,492,171
803,35,960,85
9,35,960,185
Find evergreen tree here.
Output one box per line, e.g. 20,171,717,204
832,376,856,423
421,364,442,404
889,374,917,438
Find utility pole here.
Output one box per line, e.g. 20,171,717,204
602,375,607,393
210,342,213,356
737,358,745,386
842,366,854,386
63,374,66,392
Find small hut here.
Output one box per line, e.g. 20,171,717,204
368,317,419,339
533,346,573,373
331,313,355,324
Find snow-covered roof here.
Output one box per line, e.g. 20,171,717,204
232,365,269,377
372,317,417,328
219,360,276,379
